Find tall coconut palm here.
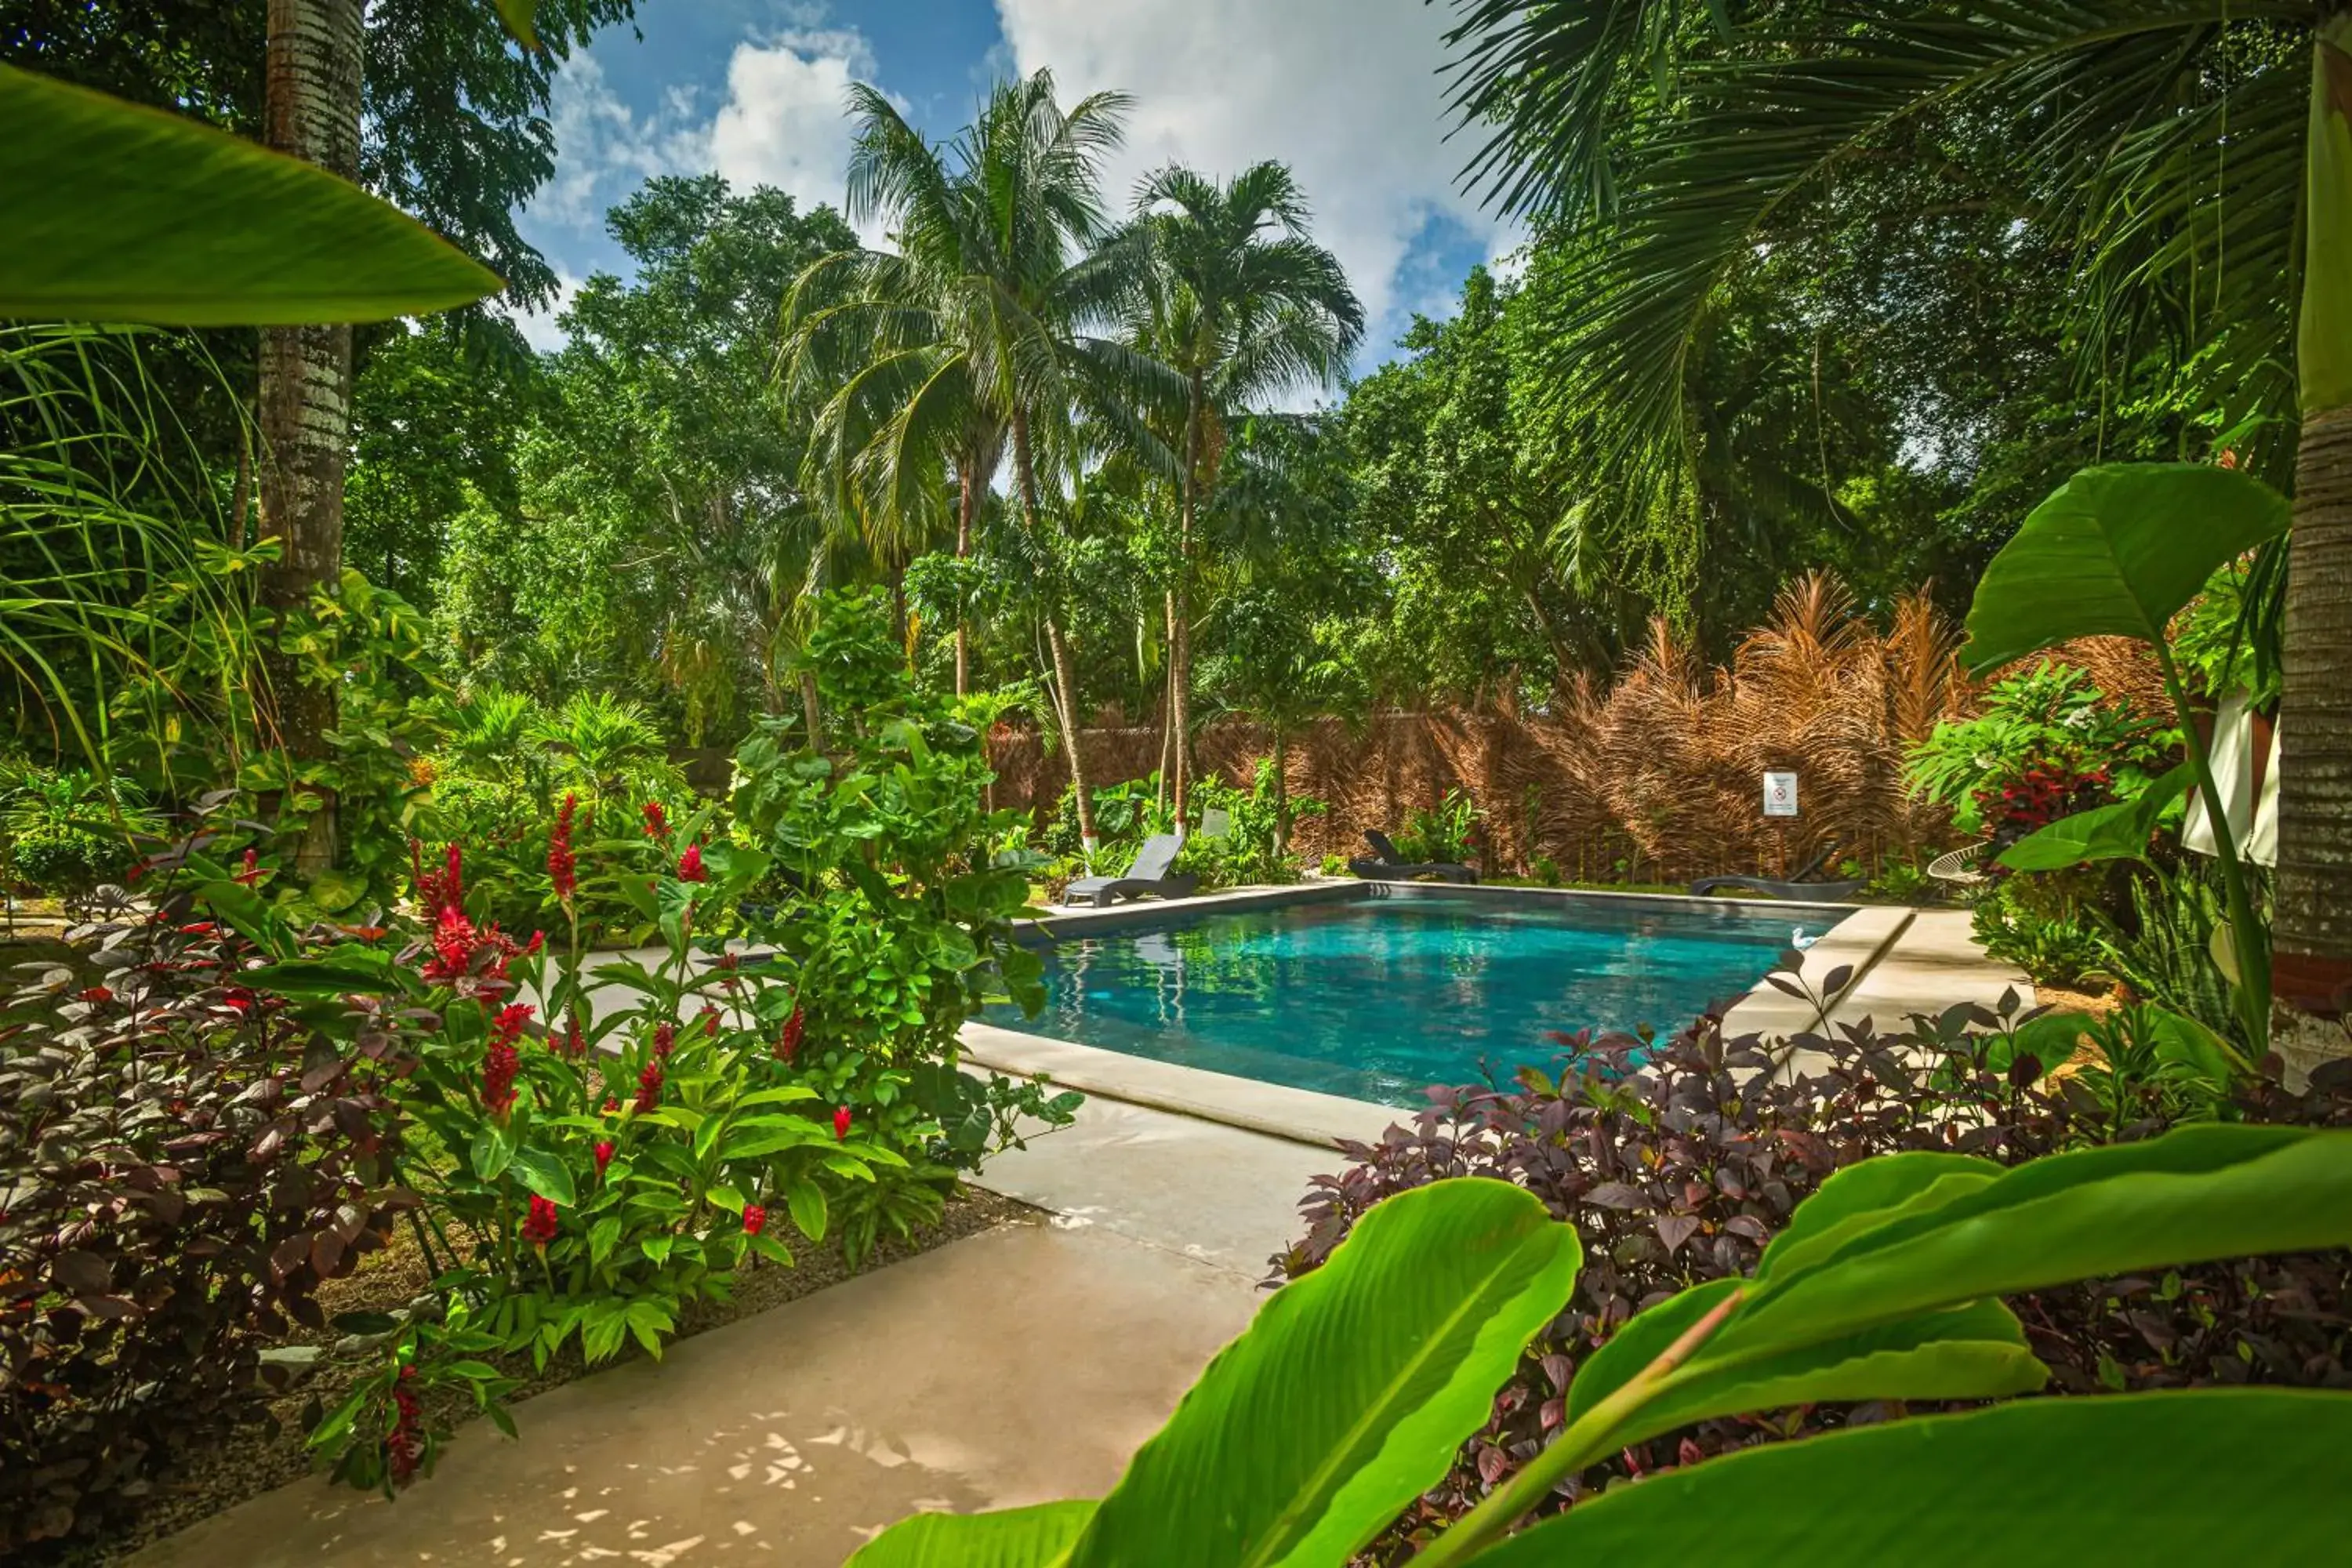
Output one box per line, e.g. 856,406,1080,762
781,69,1174,851
1439,1,2352,1065
257,0,363,870
1131,162,1363,824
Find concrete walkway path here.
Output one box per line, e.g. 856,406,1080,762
129,1094,1356,1568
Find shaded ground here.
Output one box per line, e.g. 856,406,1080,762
67,1188,1026,1566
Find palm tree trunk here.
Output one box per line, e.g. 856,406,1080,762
257,0,361,874
1171,375,1204,829
1010,408,1098,849
2272,12,2352,1083
955,466,975,697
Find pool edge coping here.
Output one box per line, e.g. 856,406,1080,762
967,891,1914,1149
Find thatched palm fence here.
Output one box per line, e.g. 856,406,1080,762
986,575,2159,884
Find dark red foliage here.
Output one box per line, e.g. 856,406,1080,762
1,911,413,1551
1274,1005,2352,1560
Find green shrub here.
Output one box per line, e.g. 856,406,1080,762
1906,663,2176,836
1393,787,1479,865
0,764,155,895
1973,891,2113,989
1177,761,1325,889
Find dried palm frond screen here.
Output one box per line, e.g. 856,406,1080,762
988,574,2158,883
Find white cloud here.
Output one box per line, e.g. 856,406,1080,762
509,267,579,353
535,53,702,231
993,0,1521,370
707,29,889,242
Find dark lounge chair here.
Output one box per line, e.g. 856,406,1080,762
1062,833,1200,907
1349,829,1478,885
1690,842,1864,902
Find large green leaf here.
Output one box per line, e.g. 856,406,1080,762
1560,1128,2352,1451
1997,764,2194,873
848,1500,1098,1567
1471,1391,2352,1565
0,63,501,324
1960,464,2290,675
1713,1127,2352,1363
1065,1179,1582,1568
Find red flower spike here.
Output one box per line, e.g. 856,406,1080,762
677,842,707,883
78,985,112,1005
523,930,545,957
641,800,670,842
523,1194,559,1249
481,1003,532,1116
634,1060,664,1113
653,1022,677,1058
698,1006,720,1038
777,1004,804,1063
593,1140,615,1178
742,1204,768,1237
234,847,263,887
564,1007,585,1058
833,1105,852,1141
601,1095,620,1115
548,793,579,902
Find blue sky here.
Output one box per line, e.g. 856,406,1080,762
511,0,1519,383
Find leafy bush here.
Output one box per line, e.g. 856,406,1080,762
1393,787,1480,866
1,901,411,1551
1972,892,2114,989
1261,987,2350,1555
1039,771,1173,861
1907,663,2176,836
0,764,156,896
1177,760,1325,889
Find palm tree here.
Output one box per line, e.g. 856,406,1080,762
1131,162,1363,825
782,69,1174,851
1439,2,2352,1065
257,0,363,870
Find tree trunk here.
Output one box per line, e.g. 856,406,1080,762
799,669,824,750
1171,374,1204,829
257,0,362,874
1010,408,1098,850
2272,13,2352,1083
1271,730,1290,858
954,466,975,697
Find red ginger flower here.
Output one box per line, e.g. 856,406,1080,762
482,1003,532,1116
593,1140,615,1178
698,1005,720,1038
677,842,707,882
413,841,465,921
777,1004,804,1062
634,1059,664,1113
652,1021,677,1058
833,1105,852,1141
601,1095,620,1114
388,1370,425,1485
523,1194,559,1249
234,847,263,887
548,793,579,902
642,800,670,842
742,1203,768,1236
563,1007,585,1057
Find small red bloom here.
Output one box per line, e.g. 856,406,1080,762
677,843,707,882
548,793,579,902
77,985,112,1005
563,1007,586,1057
388,1379,425,1485
601,1095,620,1114
833,1105,852,1141
652,1021,677,1058
234,847,263,887
642,800,670,842
523,1194,559,1249
742,1203,768,1237
523,930,545,956
593,1140,615,1178
777,1004,804,1063
634,1060,664,1113
698,1006,720,1038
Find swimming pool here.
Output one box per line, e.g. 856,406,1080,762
981,887,1815,1106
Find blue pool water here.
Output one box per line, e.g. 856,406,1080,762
982,891,1801,1106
